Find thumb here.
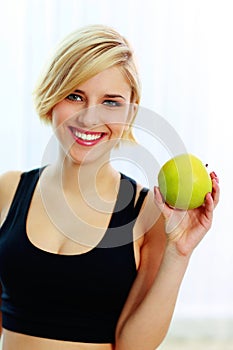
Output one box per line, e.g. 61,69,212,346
154,186,166,210
154,186,186,235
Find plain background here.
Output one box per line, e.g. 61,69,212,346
0,0,232,343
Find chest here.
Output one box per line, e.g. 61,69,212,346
0,169,147,343
0,183,140,301
0,215,137,316
25,186,142,265
27,187,115,255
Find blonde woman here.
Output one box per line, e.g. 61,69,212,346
0,25,219,350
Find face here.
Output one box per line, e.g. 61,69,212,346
51,66,134,165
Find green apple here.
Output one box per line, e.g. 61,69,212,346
158,153,212,209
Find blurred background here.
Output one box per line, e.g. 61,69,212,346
1,0,232,348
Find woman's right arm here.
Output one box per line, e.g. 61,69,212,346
0,283,2,337
0,171,22,338
0,171,22,225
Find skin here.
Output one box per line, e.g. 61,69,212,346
0,66,220,350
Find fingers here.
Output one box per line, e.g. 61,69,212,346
210,171,220,208
204,192,214,222
153,186,169,218
154,186,165,205
210,171,219,183
203,171,220,221
154,187,178,225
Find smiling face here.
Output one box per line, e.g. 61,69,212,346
51,66,134,165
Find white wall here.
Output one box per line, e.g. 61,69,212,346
1,0,232,335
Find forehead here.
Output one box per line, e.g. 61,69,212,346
77,66,131,97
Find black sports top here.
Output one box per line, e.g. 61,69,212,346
0,168,148,343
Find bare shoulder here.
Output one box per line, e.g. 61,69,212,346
0,170,22,215
136,186,165,238
135,185,167,271
140,189,166,264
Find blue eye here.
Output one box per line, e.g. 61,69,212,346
103,100,122,107
66,94,82,101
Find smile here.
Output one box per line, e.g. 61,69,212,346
68,126,106,146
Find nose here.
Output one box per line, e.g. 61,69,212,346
76,105,101,129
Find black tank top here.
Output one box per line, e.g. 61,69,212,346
0,168,148,343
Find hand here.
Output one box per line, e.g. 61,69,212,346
154,172,220,256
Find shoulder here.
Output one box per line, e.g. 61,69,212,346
118,172,166,245
134,189,166,287
0,170,22,196
135,185,167,259
120,172,149,205
135,184,163,235
0,170,22,215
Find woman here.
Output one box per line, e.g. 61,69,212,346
0,24,219,350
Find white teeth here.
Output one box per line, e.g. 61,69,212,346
74,130,102,141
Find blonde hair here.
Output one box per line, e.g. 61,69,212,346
33,24,141,143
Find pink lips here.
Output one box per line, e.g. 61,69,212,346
68,126,106,146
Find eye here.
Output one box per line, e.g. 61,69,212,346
103,100,122,107
66,93,83,102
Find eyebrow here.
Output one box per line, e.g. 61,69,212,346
74,90,126,100
104,94,126,100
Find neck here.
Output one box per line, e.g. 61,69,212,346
50,152,119,200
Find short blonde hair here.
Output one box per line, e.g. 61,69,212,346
33,24,141,143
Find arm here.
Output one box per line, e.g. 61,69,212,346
0,283,2,337
115,173,220,350
0,171,21,338
0,171,22,225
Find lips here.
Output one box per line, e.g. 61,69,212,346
68,126,107,146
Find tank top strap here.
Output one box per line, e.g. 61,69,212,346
110,173,137,226
98,173,149,248
133,187,149,220
4,168,45,227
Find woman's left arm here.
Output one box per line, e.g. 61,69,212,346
115,173,220,350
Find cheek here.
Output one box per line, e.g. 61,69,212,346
51,104,69,127
103,105,131,127
110,123,128,137
51,110,59,128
